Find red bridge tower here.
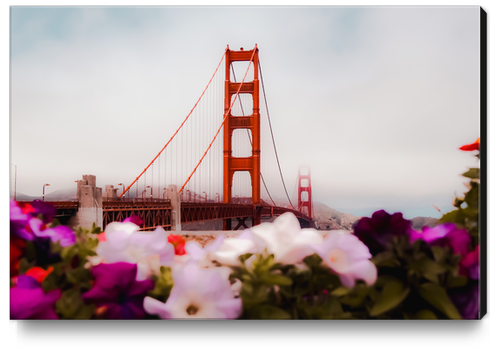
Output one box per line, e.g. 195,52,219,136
298,167,313,219
223,45,261,230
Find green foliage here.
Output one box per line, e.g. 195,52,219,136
42,225,101,318
147,266,174,303
440,168,479,247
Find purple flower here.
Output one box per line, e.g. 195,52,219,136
353,210,412,255
144,263,242,319
82,262,154,319
10,199,35,240
10,275,61,319
450,282,479,319
30,200,57,223
408,223,471,257
29,218,76,247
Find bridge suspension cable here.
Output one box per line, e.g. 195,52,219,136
178,47,258,194
119,49,227,198
230,64,276,207
258,60,295,209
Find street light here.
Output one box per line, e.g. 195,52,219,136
215,193,220,203
163,188,167,199
118,183,126,199
146,185,153,200
186,189,190,202
43,184,50,202
141,189,147,200
202,191,207,202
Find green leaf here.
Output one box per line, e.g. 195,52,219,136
417,283,461,319
330,286,351,296
462,168,479,180
415,309,438,319
238,253,253,265
369,279,410,317
56,287,95,319
252,305,291,319
262,274,293,286
409,256,447,278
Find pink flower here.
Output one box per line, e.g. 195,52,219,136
408,223,471,256
143,263,242,319
312,232,377,287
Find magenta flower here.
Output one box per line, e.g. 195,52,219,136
143,263,242,319
408,223,471,257
10,199,35,241
10,275,61,319
28,218,76,247
312,232,377,287
123,215,144,227
459,245,480,280
82,262,154,319
353,210,412,255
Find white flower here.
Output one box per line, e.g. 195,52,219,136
250,212,324,264
206,235,257,267
143,263,242,319
95,222,175,280
311,231,377,287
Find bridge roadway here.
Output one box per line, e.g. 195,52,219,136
49,199,313,231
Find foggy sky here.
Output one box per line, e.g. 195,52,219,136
9,6,481,218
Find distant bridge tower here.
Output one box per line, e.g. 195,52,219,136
298,167,313,219
223,45,261,229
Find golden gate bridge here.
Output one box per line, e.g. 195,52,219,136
34,45,314,231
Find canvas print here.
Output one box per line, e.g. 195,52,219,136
10,6,485,320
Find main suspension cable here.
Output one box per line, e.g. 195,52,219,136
258,60,295,209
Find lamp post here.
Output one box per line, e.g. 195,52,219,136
146,185,153,200
141,189,147,200
163,188,167,199
202,191,207,203
186,189,190,202
118,183,126,199
43,183,50,202
215,193,220,203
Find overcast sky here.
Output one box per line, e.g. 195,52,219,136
9,6,481,218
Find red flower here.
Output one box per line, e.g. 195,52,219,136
97,232,107,242
25,266,54,283
459,138,480,151
10,238,26,276
168,234,187,255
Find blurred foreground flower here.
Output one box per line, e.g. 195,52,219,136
459,245,480,280
95,222,174,280
82,262,154,319
10,274,61,319
144,263,241,319
168,234,187,255
312,232,377,287
408,223,471,257
459,138,480,151
353,210,412,256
